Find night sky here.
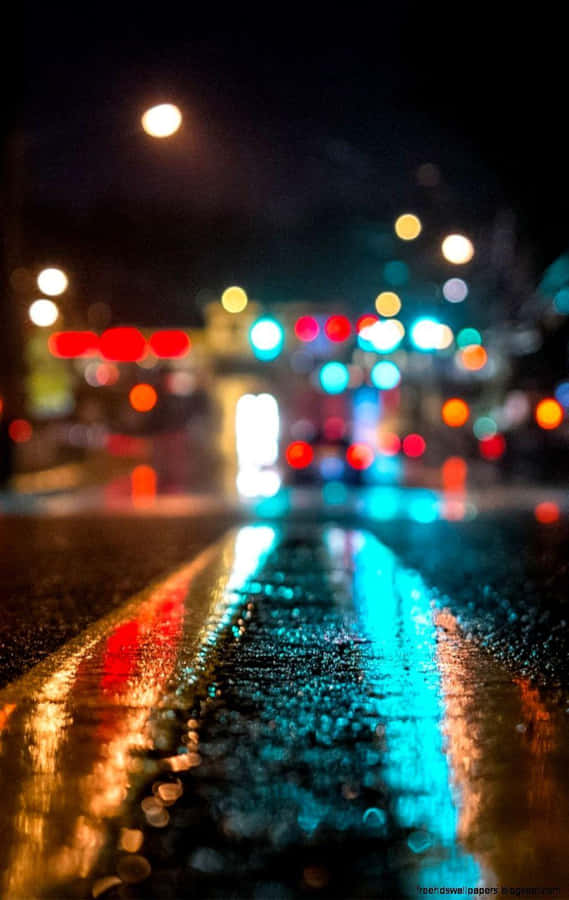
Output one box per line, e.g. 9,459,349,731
10,9,569,324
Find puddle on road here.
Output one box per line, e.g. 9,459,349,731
0,526,568,899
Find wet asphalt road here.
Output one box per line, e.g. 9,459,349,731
1,521,568,899
1,504,569,691
1,493,569,898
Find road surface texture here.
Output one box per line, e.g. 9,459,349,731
1,519,568,899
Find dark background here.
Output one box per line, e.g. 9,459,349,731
7,8,569,323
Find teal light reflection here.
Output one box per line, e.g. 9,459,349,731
341,529,482,891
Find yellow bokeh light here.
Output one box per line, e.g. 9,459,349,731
37,268,68,296
375,291,401,317
141,104,182,138
535,398,563,430
441,233,474,265
394,213,422,241
221,286,248,314
442,398,470,427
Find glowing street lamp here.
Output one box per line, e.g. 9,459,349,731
141,104,182,138
37,267,68,296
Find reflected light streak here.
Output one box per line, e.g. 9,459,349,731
0,552,213,898
338,529,483,891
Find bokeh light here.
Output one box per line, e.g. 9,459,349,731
441,398,469,427
554,381,569,408
100,328,147,362
441,457,468,490
437,324,454,349
324,315,351,342
249,318,284,360
375,291,401,317
394,213,422,240
534,502,561,524
441,233,474,264
356,314,378,333
442,278,468,303
129,384,158,412
295,316,320,342
141,103,182,137
410,317,442,351
459,345,487,371
37,267,68,296
9,419,33,443
346,443,374,470
286,441,314,469
221,286,248,313
48,331,99,358
379,432,401,456
473,416,497,439
457,327,482,348
479,434,506,460
402,434,426,457
371,361,401,390
149,330,191,358
131,465,157,508
28,299,59,327
360,319,404,352
319,361,350,394
535,398,563,430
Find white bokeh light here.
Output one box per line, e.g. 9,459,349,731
28,298,59,327
442,277,468,303
37,268,68,296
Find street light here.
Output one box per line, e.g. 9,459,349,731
141,104,182,138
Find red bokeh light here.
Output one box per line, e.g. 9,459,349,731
534,501,560,524
285,441,314,469
402,434,426,458
346,442,374,470
379,432,401,456
48,331,99,358
149,330,191,358
325,315,351,342
294,316,320,342
131,464,158,508
441,456,468,490
100,327,147,362
9,419,33,443
356,314,378,333
479,434,506,460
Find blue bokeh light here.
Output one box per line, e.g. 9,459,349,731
371,360,401,390
319,361,350,394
